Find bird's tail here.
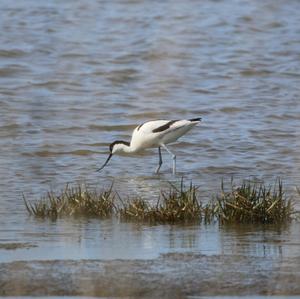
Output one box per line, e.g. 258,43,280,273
189,117,202,122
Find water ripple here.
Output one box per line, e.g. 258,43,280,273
0,0,300,250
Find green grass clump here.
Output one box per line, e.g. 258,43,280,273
23,184,115,219
213,179,294,224
23,178,297,225
158,182,202,223
119,197,153,222
119,182,202,223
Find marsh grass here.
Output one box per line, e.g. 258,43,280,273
23,178,296,224
119,181,202,223
23,183,115,219
213,179,294,224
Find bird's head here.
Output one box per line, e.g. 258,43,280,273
110,140,130,154
96,140,130,172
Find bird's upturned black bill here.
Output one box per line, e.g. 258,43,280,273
96,153,113,172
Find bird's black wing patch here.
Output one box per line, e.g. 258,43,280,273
152,120,178,133
189,117,202,122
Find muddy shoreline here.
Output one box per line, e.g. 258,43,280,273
1,253,299,298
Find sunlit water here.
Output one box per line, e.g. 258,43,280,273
1,0,300,290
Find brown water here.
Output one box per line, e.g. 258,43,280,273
1,0,300,297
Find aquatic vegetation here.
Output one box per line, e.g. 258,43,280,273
157,181,202,223
23,178,297,224
119,181,202,223
213,179,294,224
23,184,115,219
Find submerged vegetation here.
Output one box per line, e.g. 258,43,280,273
23,178,298,224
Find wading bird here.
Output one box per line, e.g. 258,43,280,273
97,118,201,174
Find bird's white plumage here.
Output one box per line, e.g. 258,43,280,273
130,119,199,152
97,118,201,174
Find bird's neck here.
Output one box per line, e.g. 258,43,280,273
121,144,132,153
118,143,136,154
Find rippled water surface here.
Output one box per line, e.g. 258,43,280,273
0,0,300,296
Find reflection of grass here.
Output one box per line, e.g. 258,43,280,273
0,243,38,250
23,179,297,224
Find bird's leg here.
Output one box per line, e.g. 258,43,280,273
161,144,176,175
155,146,163,174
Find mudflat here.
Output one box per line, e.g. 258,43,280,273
1,253,300,297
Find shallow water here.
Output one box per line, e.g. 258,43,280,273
0,0,300,296
1,218,300,263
